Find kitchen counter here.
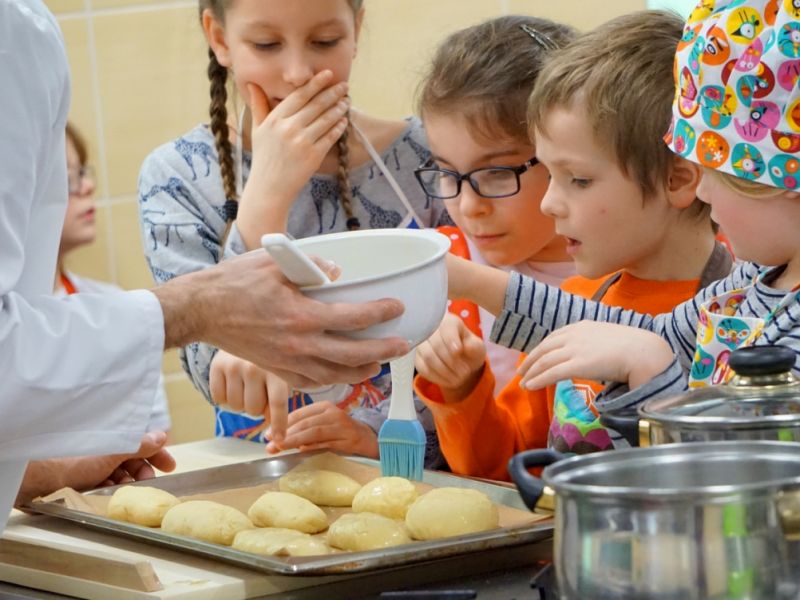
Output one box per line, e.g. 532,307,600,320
0,438,553,599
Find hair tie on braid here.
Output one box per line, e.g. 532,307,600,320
223,199,238,221
346,216,361,230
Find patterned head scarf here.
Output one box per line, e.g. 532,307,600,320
666,0,800,190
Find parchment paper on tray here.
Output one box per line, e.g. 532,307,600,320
40,452,543,530
32,452,552,574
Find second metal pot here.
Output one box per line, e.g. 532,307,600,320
509,441,800,600
600,346,800,447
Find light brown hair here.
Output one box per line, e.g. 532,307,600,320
65,122,88,166
417,15,576,146
710,168,785,199
528,9,709,221
198,0,365,237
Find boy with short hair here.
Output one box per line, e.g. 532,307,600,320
416,10,733,479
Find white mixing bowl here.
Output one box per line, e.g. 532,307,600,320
293,229,451,347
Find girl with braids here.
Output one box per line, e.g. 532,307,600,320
138,0,450,462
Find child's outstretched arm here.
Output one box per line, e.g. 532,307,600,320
490,264,759,365
447,254,510,316
517,321,674,391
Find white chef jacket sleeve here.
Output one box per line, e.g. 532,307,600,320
0,0,164,461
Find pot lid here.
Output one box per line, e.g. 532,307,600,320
639,346,800,428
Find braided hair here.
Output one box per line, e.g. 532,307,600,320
200,0,365,241
206,48,238,245
336,114,360,230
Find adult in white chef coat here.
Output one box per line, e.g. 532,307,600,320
0,0,407,531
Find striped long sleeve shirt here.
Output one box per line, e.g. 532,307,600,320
490,262,800,412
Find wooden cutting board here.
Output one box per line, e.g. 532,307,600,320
0,439,334,599
1,512,348,599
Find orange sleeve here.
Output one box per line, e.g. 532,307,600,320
415,273,607,481
416,356,551,482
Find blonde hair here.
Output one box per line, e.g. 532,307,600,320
528,10,708,221
417,15,576,146
198,0,365,241
709,168,786,199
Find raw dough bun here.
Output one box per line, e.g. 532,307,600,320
405,487,499,540
232,528,331,556
327,512,411,551
352,476,418,519
106,485,179,527
248,491,328,533
285,536,331,557
161,500,253,545
278,469,361,507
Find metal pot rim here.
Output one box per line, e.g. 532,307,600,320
542,441,800,500
636,412,800,428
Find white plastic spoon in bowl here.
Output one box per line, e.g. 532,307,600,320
261,233,331,287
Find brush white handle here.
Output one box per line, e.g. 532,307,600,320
261,233,330,287
388,350,417,421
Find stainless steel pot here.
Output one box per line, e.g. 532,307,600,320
509,441,800,600
600,346,800,448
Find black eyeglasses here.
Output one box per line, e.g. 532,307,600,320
67,165,95,195
414,156,539,200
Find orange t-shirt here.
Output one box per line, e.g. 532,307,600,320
415,271,701,481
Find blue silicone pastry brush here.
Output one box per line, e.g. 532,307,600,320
378,349,425,480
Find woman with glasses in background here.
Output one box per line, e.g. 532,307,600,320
56,123,172,436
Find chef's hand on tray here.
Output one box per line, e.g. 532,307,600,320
15,431,175,506
209,350,292,440
266,400,379,458
415,313,487,403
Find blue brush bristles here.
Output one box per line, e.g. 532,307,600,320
378,418,426,481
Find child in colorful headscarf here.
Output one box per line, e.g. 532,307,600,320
448,0,800,434
415,10,730,477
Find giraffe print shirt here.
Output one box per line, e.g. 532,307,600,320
138,116,452,467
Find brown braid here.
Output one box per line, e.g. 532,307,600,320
207,47,238,244
336,114,360,231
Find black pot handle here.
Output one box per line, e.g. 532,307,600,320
507,449,565,512
599,411,641,447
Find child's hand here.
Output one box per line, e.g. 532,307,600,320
517,322,674,390
209,350,291,442
265,401,378,458
238,72,349,231
415,313,487,402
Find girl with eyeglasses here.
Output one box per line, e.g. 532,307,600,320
138,0,451,464
411,16,577,479
58,123,172,436
413,12,730,480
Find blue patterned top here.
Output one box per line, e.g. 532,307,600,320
138,116,451,468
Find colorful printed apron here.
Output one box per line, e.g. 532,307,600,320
690,271,800,387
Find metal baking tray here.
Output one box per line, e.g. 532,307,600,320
26,452,553,575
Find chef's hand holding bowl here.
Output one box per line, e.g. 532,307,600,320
263,229,451,349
